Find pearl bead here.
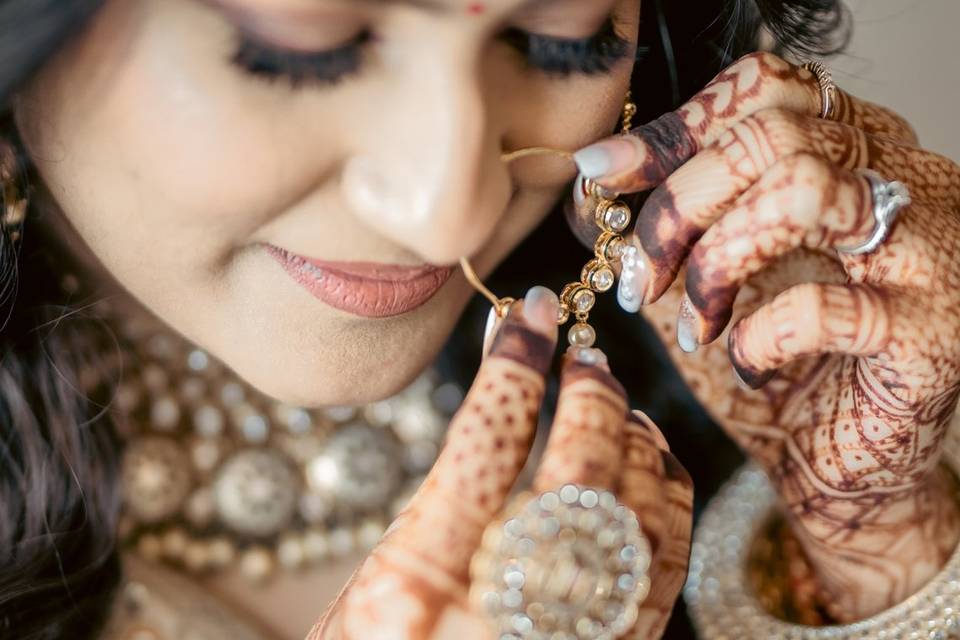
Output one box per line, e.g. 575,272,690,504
357,520,386,550
219,381,245,407
193,404,224,437
329,528,355,557
136,534,163,561
277,535,305,569
161,528,188,559
186,349,209,372
150,395,180,431
240,547,274,582
208,537,236,567
183,540,211,572
568,323,597,348
303,529,330,561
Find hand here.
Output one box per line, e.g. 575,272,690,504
570,52,960,621
308,291,693,639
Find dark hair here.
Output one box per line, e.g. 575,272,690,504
0,2,847,638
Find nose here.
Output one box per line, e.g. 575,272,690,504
341,55,510,265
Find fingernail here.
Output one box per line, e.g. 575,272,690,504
567,346,608,367
617,242,649,313
482,306,498,353
732,365,753,391
524,286,560,334
629,410,670,451
731,360,776,390
677,295,701,354
573,137,637,179
573,173,591,207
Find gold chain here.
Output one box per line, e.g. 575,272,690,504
464,92,638,346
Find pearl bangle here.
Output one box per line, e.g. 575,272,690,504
684,457,960,640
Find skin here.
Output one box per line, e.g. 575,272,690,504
574,51,960,621
311,300,692,639
12,0,639,408
8,0,693,637
8,0,956,633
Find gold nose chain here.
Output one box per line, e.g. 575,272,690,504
460,93,637,349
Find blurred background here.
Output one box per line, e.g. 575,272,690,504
835,0,959,161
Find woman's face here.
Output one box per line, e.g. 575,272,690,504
14,0,639,406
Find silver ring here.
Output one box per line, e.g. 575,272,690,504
835,169,911,256
802,61,837,120
469,484,652,639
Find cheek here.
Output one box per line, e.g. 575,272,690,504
16,0,337,278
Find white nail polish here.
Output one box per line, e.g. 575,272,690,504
573,174,589,206
617,244,645,313
574,347,605,365
677,296,700,354
573,145,613,179
483,306,498,349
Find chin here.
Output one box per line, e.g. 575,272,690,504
223,319,453,409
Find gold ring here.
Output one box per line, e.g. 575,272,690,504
802,61,837,120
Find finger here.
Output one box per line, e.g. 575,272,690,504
481,286,558,358
727,282,892,389
376,293,559,587
573,52,915,194
565,173,644,251
618,111,960,309
322,296,558,638
619,412,694,639
617,110,874,305
680,153,881,348
532,346,628,493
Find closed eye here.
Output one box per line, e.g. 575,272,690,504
231,14,637,88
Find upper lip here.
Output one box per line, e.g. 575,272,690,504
298,259,450,282
266,244,455,318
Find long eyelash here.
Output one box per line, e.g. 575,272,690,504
502,17,633,76
231,32,370,87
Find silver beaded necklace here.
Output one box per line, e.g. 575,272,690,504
96,300,461,583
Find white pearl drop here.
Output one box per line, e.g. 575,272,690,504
568,323,597,348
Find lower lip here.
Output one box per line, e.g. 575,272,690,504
265,245,454,318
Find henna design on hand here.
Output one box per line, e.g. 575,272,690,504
310,309,693,639
309,304,555,640
576,50,960,621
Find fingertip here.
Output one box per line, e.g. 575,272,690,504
660,449,693,489
487,301,556,375
731,359,775,390
573,138,629,179
727,324,776,389
560,346,627,401
565,346,610,370
677,295,702,354
628,410,670,452
573,135,642,190
523,286,560,339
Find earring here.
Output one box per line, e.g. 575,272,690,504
1,140,28,243
462,91,637,348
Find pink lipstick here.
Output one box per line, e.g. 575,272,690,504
266,244,454,318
